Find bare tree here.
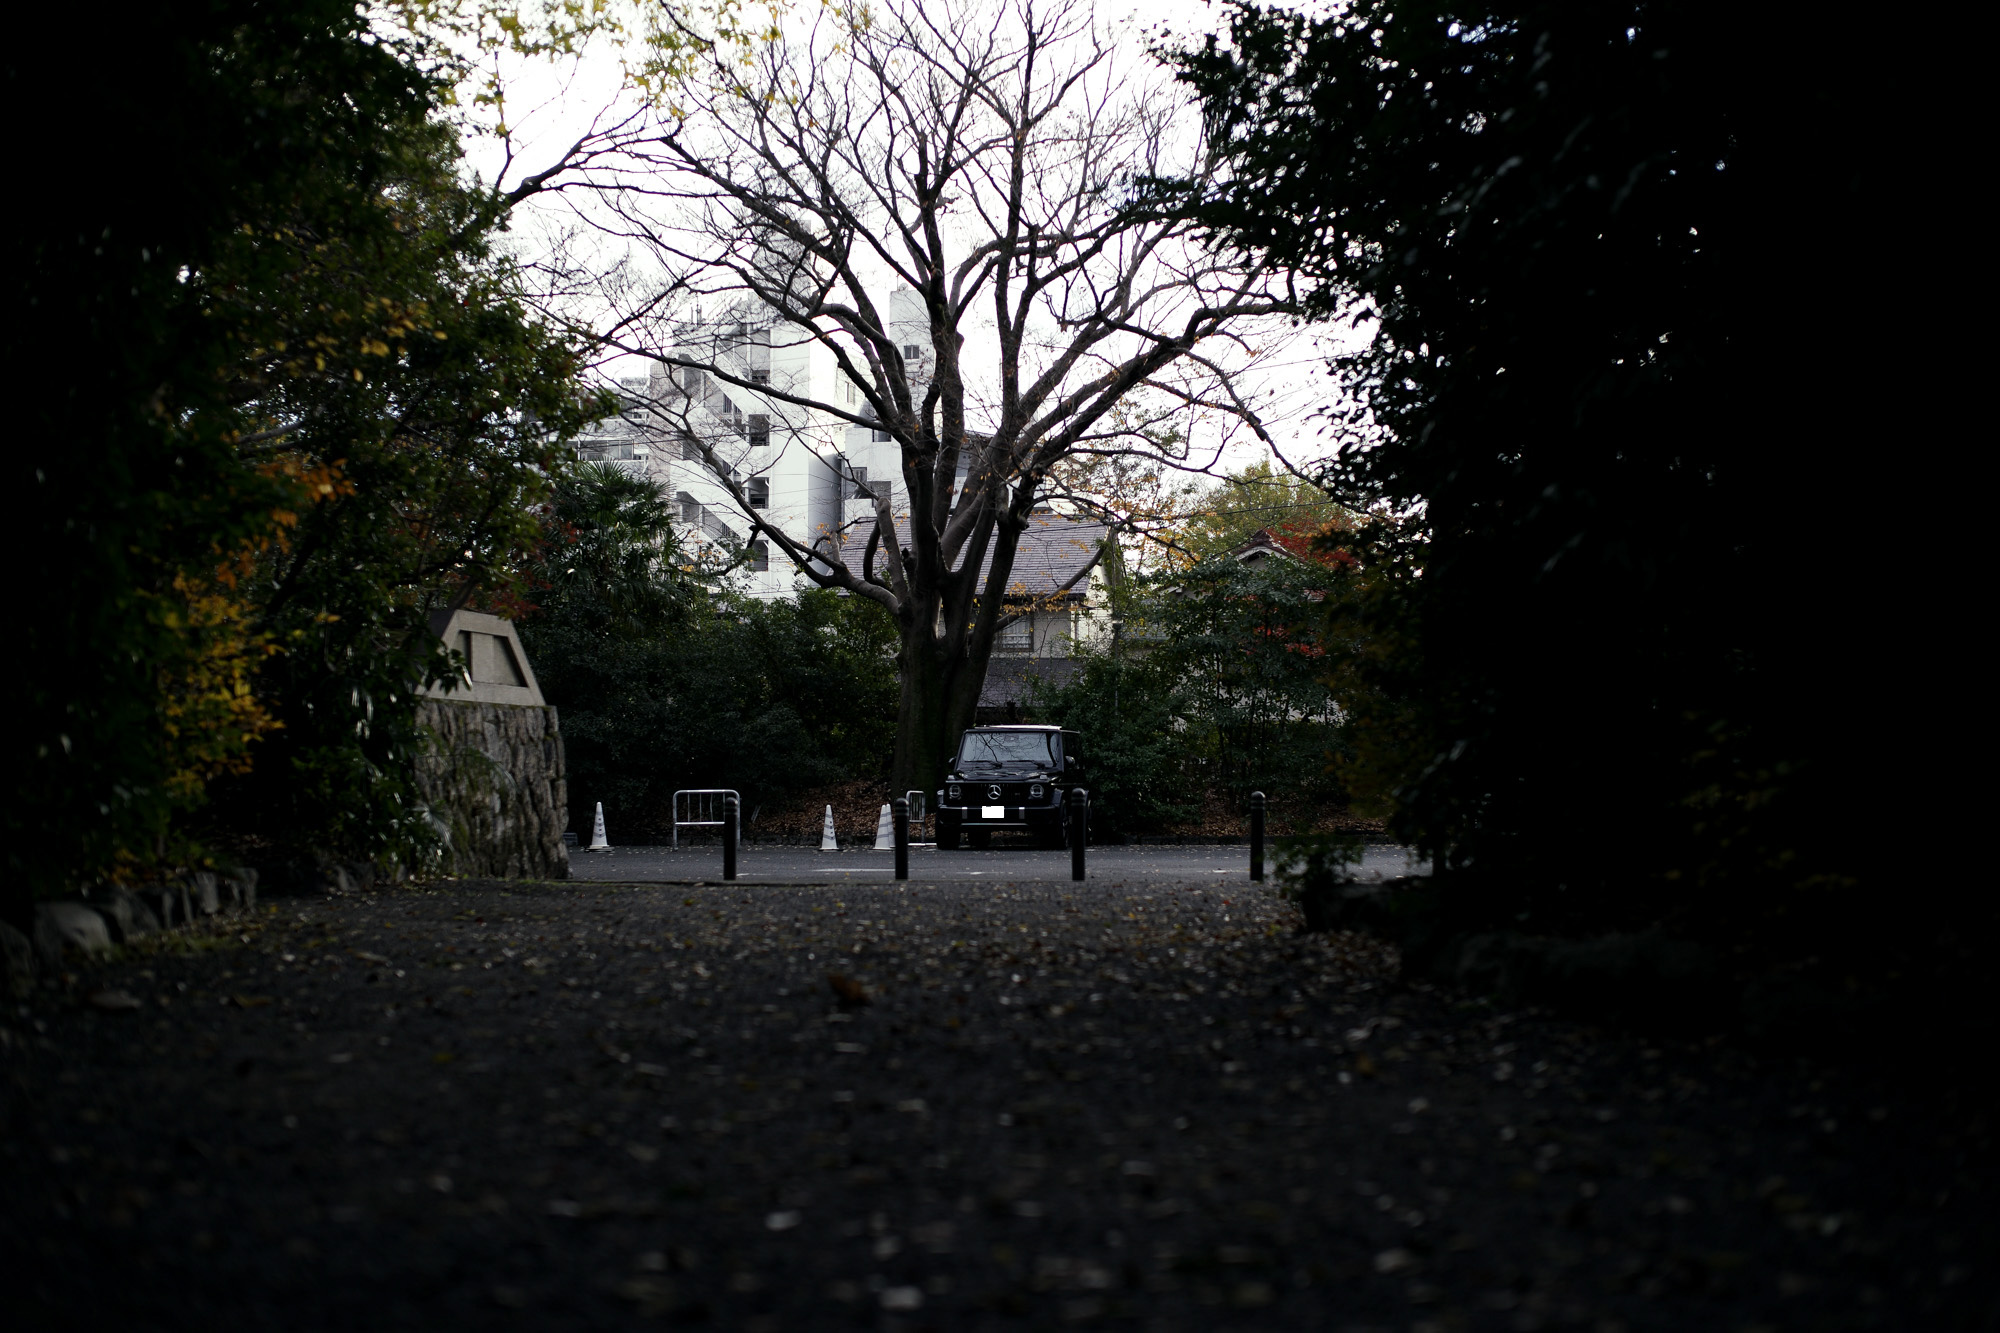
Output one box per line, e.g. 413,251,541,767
541,0,1291,793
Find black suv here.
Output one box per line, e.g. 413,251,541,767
936,725,1083,849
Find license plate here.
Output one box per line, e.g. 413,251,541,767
981,805,1006,819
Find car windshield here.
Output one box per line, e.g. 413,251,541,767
957,731,1057,770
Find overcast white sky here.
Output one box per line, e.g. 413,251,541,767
443,0,1354,483
456,0,1236,186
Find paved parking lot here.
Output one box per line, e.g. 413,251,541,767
572,842,1431,886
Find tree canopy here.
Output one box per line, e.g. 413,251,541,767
519,465,899,834
197,118,603,867
1031,554,1354,835
1176,460,1352,566
1163,0,1919,941
11,1,424,912
7,0,601,911
528,0,1294,796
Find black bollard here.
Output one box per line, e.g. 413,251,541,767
1249,790,1266,882
723,793,739,881
892,796,909,881
1069,787,1088,882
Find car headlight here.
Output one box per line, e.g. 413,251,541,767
1029,783,1043,798
947,784,961,801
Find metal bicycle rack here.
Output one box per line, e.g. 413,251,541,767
672,789,741,849
904,790,932,845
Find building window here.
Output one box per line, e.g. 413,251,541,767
850,467,873,499
748,413,769,448
902,343,920,359
747,477,769,509
749,540,769,572
997,628,1033,654
871,428,892,443
749,369,770,384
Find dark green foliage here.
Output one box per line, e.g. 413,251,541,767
6,1,604,906
200,124,600,867
519,466,898,837
1178,461,1350,564
6,1,434,916
1144,559,1352,809
1033,558,1350,834
525,463,695,639
200,122,601,868
549,594,899,837
1024,653,1196,836
1164,0,1917,945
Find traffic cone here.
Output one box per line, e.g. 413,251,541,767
873,803,894,850
587,802,611,851
819,804,838,851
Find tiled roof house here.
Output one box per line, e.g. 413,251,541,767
836,511,1120,721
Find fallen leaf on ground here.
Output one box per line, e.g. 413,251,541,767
1374,1248,1417,1274
617,1277,677,1314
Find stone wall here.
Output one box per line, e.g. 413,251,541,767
414,700,570,880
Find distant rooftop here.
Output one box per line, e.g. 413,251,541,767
835,511,1112,600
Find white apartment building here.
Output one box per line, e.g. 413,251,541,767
573,285,941,599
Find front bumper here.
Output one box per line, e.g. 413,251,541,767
938,796,1062,828
946,808,1056,828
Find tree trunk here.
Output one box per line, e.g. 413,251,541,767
887,503,1027,798
891,618,1002,801
891,609,952,802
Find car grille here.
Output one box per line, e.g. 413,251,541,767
957,782,1045,805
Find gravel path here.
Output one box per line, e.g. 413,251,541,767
3,877,1992,1331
